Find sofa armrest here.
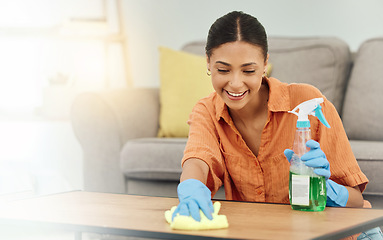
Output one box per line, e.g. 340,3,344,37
349,140,383,205
70,88,159,193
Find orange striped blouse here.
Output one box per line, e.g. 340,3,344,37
182,77,368,204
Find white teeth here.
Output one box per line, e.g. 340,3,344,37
227,91,246,97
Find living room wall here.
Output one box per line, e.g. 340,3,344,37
1,0,381,197
122,0,383,88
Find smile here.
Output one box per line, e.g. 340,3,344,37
225,90,248,100
226,90,247,97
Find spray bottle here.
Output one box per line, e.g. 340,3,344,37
288,98,330,211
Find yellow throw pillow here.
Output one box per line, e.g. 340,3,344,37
266,63,273,77
158,47,214,137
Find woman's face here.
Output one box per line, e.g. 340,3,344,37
207,41,268,111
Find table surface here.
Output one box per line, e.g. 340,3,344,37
0,191,382,240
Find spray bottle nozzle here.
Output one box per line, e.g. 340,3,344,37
288,98,331,128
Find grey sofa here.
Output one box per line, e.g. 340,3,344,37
71,37,383,208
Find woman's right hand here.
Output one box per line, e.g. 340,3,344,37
172,179,214,222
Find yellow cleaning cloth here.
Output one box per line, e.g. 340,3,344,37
165,201,229,230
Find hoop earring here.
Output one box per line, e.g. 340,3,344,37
207,70,211,76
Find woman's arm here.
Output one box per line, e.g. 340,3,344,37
180,158,210,184
345,186,364,208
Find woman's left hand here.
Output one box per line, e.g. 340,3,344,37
301,140,331,179
284,140,349,207
284,140,331,179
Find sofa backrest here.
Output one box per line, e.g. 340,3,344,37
342,37,383,141
267,37,351,113
182,37,352,113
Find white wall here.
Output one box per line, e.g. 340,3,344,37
123,0,383,87
0,0,119,195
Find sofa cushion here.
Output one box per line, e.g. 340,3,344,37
126,179,179,198
349,140,383,197
182,37,351,113
342,38,383,141
120,138,186,181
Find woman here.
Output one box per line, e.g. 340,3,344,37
172,11,381,240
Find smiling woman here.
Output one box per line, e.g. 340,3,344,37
205,11,269,117
208,41,268,114
171,11,377,240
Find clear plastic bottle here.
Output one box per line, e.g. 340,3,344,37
289,127,326,211
288,98,330,212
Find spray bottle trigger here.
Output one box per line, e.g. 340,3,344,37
315,105,331,128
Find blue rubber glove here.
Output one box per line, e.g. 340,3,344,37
301,140,331,180
326,179,349,207
284,148,294,163
172,179,214,222
284,140,349,207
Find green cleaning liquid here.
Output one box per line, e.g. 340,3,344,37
289,171,326,211
288,98,330,212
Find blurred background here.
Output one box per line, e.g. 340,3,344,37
0,0,382,199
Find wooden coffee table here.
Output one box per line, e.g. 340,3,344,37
0,191,382,240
